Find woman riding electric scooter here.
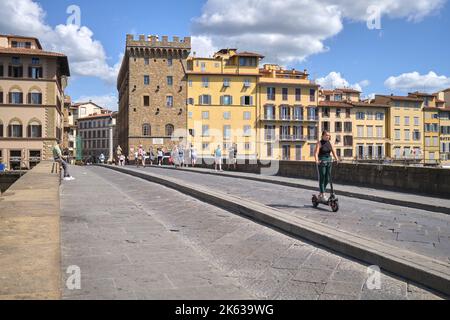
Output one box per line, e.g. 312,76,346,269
313,130,340,211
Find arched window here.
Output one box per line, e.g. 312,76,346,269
142,123,151,136
28,88,42,105
8,119,23,138
165,124,174,137
28,119,42,138
8,87,23,104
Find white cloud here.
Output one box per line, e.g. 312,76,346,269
191,0,445,63
335,0,446,22
191,36,218,58
76,93,118,111
317,72,369,92
0,0,120,84
384,71,450,93
192,0,342,63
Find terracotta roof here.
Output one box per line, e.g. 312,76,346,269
409,91,435,97
338,88,361,93
0,47,70,76
236,51,265,58
351,102,389,108
377,95,423,102
0,34,42,49
319,101,353,108
0,47,66,57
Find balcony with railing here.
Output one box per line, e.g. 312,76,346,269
279,134,307,142
260,115,308,122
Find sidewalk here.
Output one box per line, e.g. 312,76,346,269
0,162,61,300
147,165,450,215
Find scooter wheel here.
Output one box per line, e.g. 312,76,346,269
312,197,319,208
330,200,339,213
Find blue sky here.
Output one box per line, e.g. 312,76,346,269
3,0,449,109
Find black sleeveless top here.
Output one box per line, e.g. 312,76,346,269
318,140,332,158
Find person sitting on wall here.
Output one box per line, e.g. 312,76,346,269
53,140,75,181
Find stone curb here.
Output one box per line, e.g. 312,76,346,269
100,164,450,297
144,165,450,215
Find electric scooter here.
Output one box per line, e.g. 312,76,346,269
312,160,339,212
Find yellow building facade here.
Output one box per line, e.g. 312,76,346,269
408,93,441,164
318,89,360,160
258,64,319,161
374,95,424,160
318,89,389,161
436,89,449,165
352,102,389,160
439,107,450,165
186,49,261,159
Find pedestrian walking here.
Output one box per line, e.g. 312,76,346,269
157,148,163,166
178,145,185,168
136,145,144,168
172,146,179,168
232,143,238,170
129,146,135,165
149,147,155,166
190,144,197,167
116,145,123,164
214,145,223,172
119,154,125,166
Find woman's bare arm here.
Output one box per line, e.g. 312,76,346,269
314,141,320,163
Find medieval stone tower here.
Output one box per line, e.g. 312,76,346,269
117,34,191,154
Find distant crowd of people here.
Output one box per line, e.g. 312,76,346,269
113,143,238,172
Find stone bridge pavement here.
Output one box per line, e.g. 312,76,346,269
60,165,443,300
136,166,450,265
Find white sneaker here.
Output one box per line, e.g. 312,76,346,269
63,177,71,181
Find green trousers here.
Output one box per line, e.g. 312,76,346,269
318,156,332,194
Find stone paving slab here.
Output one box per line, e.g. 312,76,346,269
61,166,444,300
